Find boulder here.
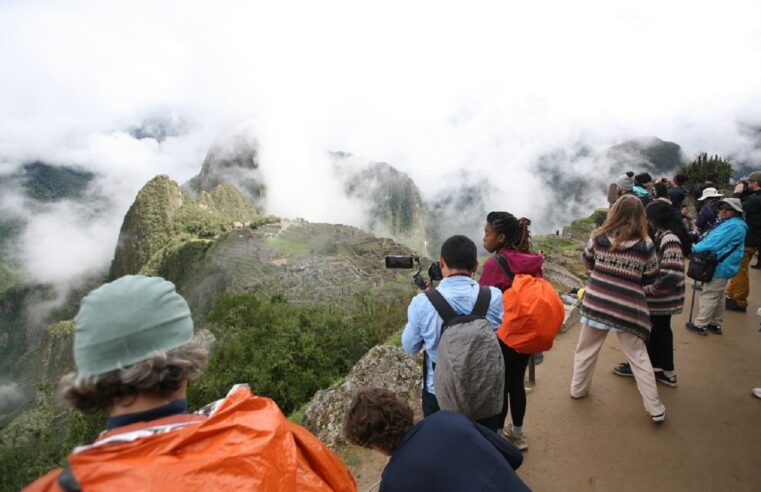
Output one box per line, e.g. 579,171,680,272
301,345,423,449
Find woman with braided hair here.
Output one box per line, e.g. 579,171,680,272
479,211,543,451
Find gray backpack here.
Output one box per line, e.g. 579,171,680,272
425,287,505,420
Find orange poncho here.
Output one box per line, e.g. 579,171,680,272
25,385,356,491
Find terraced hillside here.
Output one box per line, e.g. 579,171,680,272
164,219,421,319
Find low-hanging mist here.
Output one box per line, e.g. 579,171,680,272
1,0,761,292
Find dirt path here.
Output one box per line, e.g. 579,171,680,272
350,268,761,491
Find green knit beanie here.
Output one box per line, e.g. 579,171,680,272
73,275,194,377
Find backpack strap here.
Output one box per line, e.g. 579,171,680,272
470,286,492,317
717,241,742,263
494,254,515,281
424,289,458,324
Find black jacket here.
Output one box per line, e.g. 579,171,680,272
734,189,761,247
668,186,689,210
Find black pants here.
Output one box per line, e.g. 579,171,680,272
646,314,674,372
498,340,530,429
422,390,501,432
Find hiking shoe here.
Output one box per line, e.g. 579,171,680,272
651,411,666,424
655,371,678,388
502,427,528,451
707,324,722,335
613,362,634,377
725,297,747,312
753,388,761,399
686,322,708,336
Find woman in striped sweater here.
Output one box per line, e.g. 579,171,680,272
613,200,689,387
570,195,666,423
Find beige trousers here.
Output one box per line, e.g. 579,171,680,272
571,323,665,417
694,277,729,327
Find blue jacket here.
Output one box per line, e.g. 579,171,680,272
380,411,530,492
691,216,748,278
402,276,503,394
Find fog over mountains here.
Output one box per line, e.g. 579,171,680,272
1,0,760,293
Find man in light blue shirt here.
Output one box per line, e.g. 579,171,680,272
402,235,503,429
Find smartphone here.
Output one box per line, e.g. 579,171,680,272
384,255,415,269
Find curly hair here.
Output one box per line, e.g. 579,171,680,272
59,330,215,413
486,211,532,252
343,388,414,454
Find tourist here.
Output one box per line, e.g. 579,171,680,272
725,171,761,312
695,187,724,233
613,201,690,388
633,172,654,206
570,195,666,423
401,235,504,430
686,198,747,336
694,174,718,213
668,174,690,210
25,275,355,491
479,211,543,451
343,388,530,492
615,171,636,198
653,181,671,204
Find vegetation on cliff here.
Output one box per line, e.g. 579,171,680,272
680,152,733,192
109,175,275,278
190,292,408,414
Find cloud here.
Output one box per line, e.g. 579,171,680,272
0,0,760,286
0,383,25,414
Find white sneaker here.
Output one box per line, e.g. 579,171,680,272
752,388,761,399
651,410,666,424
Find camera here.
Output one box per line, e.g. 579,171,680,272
385,255,443,290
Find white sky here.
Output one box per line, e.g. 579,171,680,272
1,0,760,285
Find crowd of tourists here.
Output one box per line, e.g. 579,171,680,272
23,169,760,491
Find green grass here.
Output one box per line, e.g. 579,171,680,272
533,236,579,253
384,328,403,347
267,237,311,256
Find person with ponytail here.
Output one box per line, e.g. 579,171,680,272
613,200,690,387
479,211,543,451
570,195,667,423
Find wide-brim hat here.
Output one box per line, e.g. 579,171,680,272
698,187,723,201
717,197,743,214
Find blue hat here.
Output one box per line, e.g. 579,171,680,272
73,275,194,376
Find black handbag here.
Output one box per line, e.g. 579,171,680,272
687,242,741,282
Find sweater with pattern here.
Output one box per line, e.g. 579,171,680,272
643,230,685,315
580,234,658,341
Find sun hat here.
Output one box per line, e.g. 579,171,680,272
697,187,723,201
717,197,743,214
616,172,635,191
73,275,194,376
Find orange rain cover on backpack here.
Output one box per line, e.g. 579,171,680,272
498,274,565,354
24,385,357,492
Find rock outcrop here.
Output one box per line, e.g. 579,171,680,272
109,175,266,279
302,345,423,449
332,153,431,255
184,136,266,210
